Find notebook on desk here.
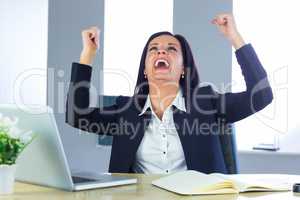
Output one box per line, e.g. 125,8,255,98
0,104,137,191
152,170,293,195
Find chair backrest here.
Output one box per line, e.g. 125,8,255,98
218,122,239,174
212,88,239,174
97,95,117,146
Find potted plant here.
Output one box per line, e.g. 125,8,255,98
0,113,35,195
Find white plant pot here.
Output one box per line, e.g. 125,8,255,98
0,164,16,195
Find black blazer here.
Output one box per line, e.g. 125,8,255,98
66,44,273,174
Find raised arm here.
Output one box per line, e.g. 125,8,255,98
211,13,273,123
66,27,119,135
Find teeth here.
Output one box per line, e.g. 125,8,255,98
155,59,169,67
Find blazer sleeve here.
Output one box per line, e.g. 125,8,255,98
65,62,120,135
216,44,273,123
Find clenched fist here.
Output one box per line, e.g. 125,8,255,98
212,13,245,49
80,26,100,65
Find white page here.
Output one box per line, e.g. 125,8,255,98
212,173,295,192
152,170,236,195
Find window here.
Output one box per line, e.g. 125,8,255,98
103,0,173,96
99,0,173,146
232,1,299,150
0,0,47,105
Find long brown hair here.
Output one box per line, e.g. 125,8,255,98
133,31,200,112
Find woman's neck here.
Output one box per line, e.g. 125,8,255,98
148,83,179,119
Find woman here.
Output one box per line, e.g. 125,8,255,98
66,13,273,174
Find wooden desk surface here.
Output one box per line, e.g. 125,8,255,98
2,174,300,200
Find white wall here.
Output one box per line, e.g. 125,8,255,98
0,0,48,105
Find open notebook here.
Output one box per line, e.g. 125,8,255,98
152,170,293,195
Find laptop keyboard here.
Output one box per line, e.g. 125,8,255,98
72,176,98,183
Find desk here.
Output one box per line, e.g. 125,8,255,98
2,174,300,200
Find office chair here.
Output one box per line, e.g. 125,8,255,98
218,121,239,174
97,95,116,146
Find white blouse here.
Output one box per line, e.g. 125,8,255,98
132,89,188,174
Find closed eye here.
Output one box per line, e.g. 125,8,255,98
167,46,177,52
148,46,178,52
148,46,158,52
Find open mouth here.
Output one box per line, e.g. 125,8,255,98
154,59,170,69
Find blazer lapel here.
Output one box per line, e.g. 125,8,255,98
125,104,151,155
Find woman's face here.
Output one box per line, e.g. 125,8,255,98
144,35,184,86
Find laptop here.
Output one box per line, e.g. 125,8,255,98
0,104,137,191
